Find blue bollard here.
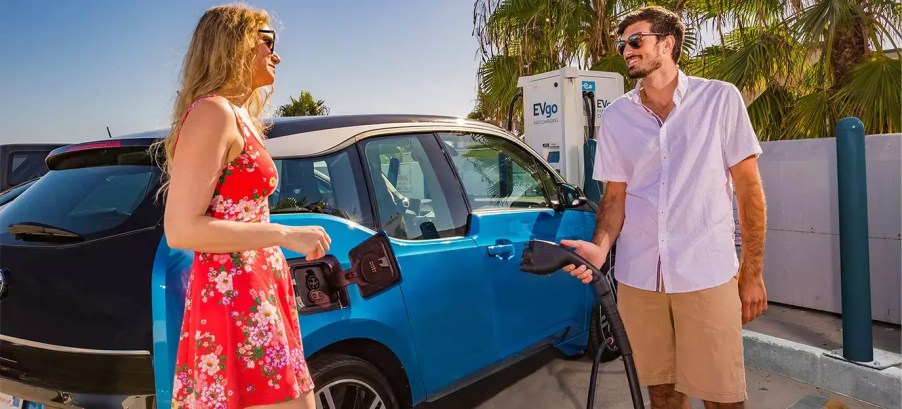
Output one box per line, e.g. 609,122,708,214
835,117,873,362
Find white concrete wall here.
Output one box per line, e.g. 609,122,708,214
758,134,901,324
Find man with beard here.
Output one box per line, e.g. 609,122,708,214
561,6,768,409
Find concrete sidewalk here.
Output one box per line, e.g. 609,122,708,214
745,303,900,356
743,303,901,408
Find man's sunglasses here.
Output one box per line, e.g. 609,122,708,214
616,32,665,55
258,29,276,53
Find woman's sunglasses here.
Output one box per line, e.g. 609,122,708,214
616,32,664,55
258,29,276,53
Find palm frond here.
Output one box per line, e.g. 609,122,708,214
715,26,796,93
686,0,781,29
489,0,542,22
478,54,522,105
863,0,902,51
728,0,785,26
798,52,829,90
747,85,796,141
485,0,543,56
680,25,699,62
607,0,647,20
832,55,902,134
684,45,730,78
590,53,634,89
781,89,840,139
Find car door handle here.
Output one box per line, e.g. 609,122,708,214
487,239,515,260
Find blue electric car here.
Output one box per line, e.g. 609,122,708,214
0,115,613,409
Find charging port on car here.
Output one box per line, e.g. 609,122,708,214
289,256,347,315
287,232,403,315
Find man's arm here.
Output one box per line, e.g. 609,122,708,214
566,112,628,280
591,181,627,264
731,156,766,279
561,181,627,283
731,155,768,323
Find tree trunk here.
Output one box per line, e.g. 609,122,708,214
591,0,607,64
830,10,868,85
717,13,726,59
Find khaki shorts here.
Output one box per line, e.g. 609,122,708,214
617,277,747,403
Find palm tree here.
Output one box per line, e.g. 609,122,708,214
473,0,900,139
275,91,330,117
471,0,631,128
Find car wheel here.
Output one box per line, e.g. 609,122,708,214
310,353,400,409
587,259,619,363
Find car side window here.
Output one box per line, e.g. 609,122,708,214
439,133,554,211
361,134,467,240
270,149,373,228
8,151,49,187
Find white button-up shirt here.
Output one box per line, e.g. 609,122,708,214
593,70,762,293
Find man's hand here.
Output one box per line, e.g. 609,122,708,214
739,277,767,324
560,239,607,284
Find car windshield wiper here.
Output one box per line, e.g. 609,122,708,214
7,222,85,242
270,207,313,214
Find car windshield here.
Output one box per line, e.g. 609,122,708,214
0,165,162,242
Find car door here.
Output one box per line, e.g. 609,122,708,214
358,133,501,396
438,132,595,359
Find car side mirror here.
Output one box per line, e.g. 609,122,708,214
555,183,588,210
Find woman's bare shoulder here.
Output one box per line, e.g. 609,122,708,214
184,96,235,124
178,96,241,149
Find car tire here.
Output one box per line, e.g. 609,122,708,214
587,257,619,363
310,353,400,409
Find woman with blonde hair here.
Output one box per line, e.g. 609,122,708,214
158,4,328,408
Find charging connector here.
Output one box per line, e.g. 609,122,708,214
521,239,643,409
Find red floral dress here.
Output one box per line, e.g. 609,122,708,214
171,96,315,408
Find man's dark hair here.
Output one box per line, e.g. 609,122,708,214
616,6,685,63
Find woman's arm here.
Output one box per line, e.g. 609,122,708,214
163,97,329,257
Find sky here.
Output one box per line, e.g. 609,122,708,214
0,1,483,144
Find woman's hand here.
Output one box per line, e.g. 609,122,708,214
281,226,332,260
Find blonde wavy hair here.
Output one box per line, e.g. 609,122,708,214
154,3,274,199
